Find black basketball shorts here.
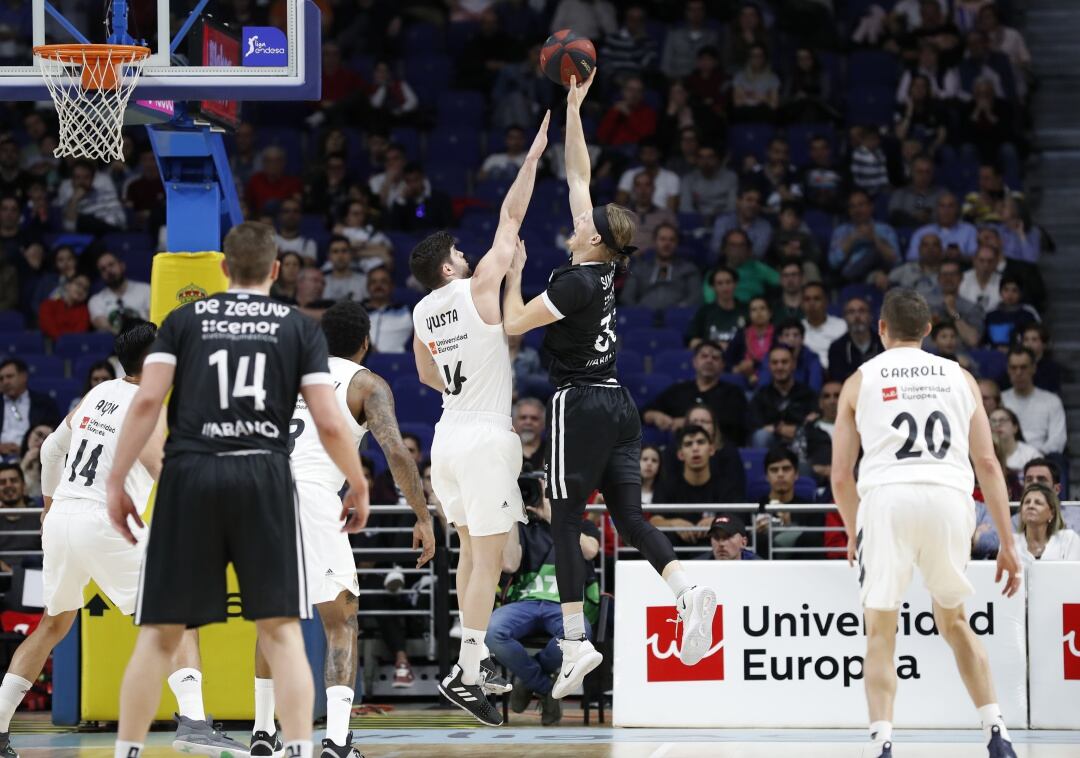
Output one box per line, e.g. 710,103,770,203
135,451,310,627
545,384,641,503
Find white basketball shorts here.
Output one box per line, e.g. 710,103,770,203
431,410,526,537
296,480,360,606
42,498,148,616
857,483,976,611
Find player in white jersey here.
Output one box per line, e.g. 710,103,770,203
408,112,549,726
248,301,436,758
832,289,1022,758
0,324,248,758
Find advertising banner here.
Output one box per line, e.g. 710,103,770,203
1028,561,1080,729
614,561,1027,728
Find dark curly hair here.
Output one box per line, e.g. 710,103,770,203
321,300,371,359
409,231,455,291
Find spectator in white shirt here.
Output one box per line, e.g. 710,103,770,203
55,159,126,234
959,243,1002,312
1002,347,1066,455
273,197,318,262
976,4,1031,98
616,138,681,211
322,235,368,303
332,199,394,271
369,143,420,209
906,192,978,260
363,266,413,353
989,407,1041,474
88,252,151,334
800,281,847,370
1012,483,1080,566
478,125,528,182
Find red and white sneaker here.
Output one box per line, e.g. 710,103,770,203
392,662,415,688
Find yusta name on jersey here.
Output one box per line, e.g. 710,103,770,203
424,308,459,332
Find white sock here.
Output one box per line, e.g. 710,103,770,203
282,739,312,758
457,627,485,685
253,677,276,735
481,640,490,661
0,673,31,732
978,703,1009,743
665,569,692,599
562,612,586,641
115,741,143,758
324,686,353,747
167,668,205,722
869,720,893,746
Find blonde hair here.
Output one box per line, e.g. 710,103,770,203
602,204,636,269
223,221,278,285
1017,482,1065,538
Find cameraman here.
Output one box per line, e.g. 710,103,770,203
486,475,600,726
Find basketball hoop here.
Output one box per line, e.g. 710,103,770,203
33,43,151,162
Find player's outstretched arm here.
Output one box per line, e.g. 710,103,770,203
964,370,1023,597
302,382,371,532
412,334,446,392
502,240,560,336
350,370,436,568
473,111,550,292
566,71,597,219
830,372,863,565
106,362,173,544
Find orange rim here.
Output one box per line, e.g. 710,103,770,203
32,43,151,63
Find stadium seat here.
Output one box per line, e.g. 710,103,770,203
254,126,305,176
390,377,444,423
0,332,45,355
390,127,423,160
848,50,900,87
617,349,644,376
787,123,835,168
839,283,883,310
41,233,95,254
717,373,749,391
398,422,435,454
436,91,486,129
53,333,115,358
0,311,25,331
71,355,108,384
366,353,414,379
33,378,80,410
620,328,681,355
427,130,481,168
662,306,696,335
615,306,655,332
969,348,1007,382
739,447,767,476
803,208,835,253
728,123,774,163
426,162,469,198
361,443,388,475
23,355,65,378
653,348,694,381
403,55,453,103
625,373,672,408
403,22,444,53
846,86,895,126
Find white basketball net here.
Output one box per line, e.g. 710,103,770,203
35,45,149,162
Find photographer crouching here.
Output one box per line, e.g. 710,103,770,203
485,472,601,725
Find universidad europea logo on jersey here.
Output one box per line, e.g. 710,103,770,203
1064,603,1080,680
882,386,898,402
645,604,724,682
176,282,209,307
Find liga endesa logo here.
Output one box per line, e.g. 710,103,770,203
1064,604,1080,680
645,605,724,682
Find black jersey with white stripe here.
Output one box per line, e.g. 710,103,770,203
146,291,330,456
541,261,618,387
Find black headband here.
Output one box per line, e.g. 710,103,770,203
592,206,637,257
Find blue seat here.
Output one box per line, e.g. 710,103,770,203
839,283,883,310
653,348,694,381
360,443,388,475
0,332,45,355
739,447,767,476
794,476,818,502
969,348,1006,381
71,355,108,384
620,328,682,355
437,91,487,128
676,212,704,231
393,287,423,308
390,127,423,160
717,373,748,391
662,306,696,334
366,353,414,379
398,421,435,454
803,208,835,253
615,306,655,331
426,162,469,197
0,311,25,331
728,123,774,163
403,22,445,53
787,123,835,168
447,22,480,56
846,87,895,126
54,333,115,358
625,373,672,408
41,233,95,254
24,355,65,379
390,377,444,424
848,50,900,87
254,126,305,176
102,232,154,260
460,208,499,236
33,378,80,410
427,130,481,167
404,55,453,102
617,349,644,375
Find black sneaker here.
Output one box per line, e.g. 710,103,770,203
875,742,892,758
0,731,17,758
437,664,503,726
539,689,562,726
479,658,513,696
321,730,364,758
987,725,1017,758
508,676,532,714
249,730,283,757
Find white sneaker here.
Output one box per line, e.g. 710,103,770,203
676,585,718,666
551,637,603,700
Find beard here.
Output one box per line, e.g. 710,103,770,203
518,430,537,445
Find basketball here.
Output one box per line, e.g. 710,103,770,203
539,29,596,87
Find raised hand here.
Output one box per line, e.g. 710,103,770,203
567,69,597,110
527,110,551,161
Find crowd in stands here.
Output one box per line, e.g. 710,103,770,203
0,0,1074,719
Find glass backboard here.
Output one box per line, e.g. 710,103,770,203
0,0,319,101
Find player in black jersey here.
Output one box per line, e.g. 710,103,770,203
105,222,371,758
502,71,719,698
